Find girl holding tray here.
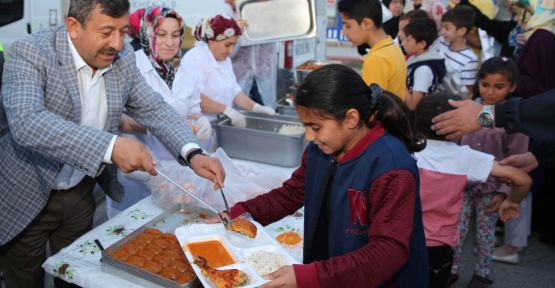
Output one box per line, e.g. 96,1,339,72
213,64,429,287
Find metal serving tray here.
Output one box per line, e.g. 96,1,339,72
101,204,215,288
213,112,306,167
276,96,298,117
237,0,316,46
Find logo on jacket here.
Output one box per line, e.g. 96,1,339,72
348,188,369,225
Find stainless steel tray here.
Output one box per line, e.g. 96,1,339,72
276,96,298,117
101,204,216,288
213,112,306,167
237,0,316,46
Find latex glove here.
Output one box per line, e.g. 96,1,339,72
195,116,212,141
252,103,276,115
223,106,246,128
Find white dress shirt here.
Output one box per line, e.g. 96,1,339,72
53,35,116,190
54,35,201,190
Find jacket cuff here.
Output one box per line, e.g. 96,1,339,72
495,98,520,131
229,204,248,219
495,102,506,128
293,263,319,288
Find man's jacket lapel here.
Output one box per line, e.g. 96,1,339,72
56,29,81,124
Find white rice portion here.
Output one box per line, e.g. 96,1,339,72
278,124,305,135
245,250,288,278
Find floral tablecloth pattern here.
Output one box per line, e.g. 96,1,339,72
43,199,304,287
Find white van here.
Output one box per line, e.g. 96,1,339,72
0,0,323,66
0,0,230,52
0,0,69,51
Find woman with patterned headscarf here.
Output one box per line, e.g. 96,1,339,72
181,15,276,129
108,7,212,218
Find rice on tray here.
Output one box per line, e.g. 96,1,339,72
245,250,288,278
278,124,304,135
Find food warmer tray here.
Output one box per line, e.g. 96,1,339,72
212,112,307,167
101,203,215,288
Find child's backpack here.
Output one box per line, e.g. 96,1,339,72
407,51,469,98
406,51,446,94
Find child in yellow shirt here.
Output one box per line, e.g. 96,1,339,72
338,0,407,99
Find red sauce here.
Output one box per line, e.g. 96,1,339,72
187,240,235,268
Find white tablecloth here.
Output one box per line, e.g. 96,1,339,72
42,161,304,288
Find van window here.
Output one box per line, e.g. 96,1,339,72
0,0,24,27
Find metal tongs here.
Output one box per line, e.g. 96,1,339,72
218,187,231,226
155,168,229,226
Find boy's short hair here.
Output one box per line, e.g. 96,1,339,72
404,18,438,49
337,0,383,27
441,5,475,33
399,9,429,22
414,92,463,141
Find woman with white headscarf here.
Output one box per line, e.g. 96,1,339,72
181,15,276,129
108,7,211,217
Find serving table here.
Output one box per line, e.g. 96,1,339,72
43,160,304,288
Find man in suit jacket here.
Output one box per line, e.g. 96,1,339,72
0,0,225,286
0,42,4,90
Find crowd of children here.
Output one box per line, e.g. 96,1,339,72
337,1,550,287
216,0,551,287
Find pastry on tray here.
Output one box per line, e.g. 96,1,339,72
225,218,257,238
108,228,196,284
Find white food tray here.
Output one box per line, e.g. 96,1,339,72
175,222,299,288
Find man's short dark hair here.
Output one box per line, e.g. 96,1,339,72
337,0,383,27
441,5,475,33
414,92,462,141
404,18,438,49
68,0,130,26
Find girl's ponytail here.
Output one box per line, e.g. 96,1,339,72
370,87,425,153
295,64,424,153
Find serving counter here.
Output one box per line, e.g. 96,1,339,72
43,160,303,288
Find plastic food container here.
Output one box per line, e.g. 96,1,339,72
175,221,299,288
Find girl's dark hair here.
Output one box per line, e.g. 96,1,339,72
478,56,519,85
295,64,424,153
414,92,462,141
